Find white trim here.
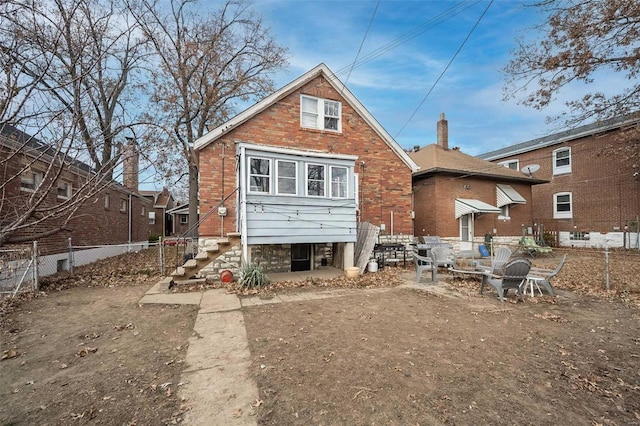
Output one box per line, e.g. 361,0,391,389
238,141,357,161
194,64,419,172
553,192,573,219
553,147,572,175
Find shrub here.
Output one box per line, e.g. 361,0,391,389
239,263,270,289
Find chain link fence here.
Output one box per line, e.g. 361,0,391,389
0,239,151,297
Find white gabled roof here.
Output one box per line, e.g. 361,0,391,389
193,63,419,172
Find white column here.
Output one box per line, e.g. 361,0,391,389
343,242,355,269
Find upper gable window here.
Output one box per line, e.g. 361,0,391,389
249,157,271,193
553,147,571,175
498,160,519,171
300,95,341,132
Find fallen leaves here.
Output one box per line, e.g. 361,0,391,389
75,347,98,357
2,349,20,360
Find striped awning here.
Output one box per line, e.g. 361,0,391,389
455,199,501,219
496,184,526,207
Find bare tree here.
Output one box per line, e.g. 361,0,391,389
0,0,148,246
130,0,288,237
503,0,640,126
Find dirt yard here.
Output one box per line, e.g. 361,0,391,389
2,247,640,425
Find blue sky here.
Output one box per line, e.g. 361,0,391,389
248,0,578,155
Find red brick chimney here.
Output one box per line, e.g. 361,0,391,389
123,136,139,193
437,112,448,150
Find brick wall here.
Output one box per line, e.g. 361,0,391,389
1,145,152,255
198,75,414,238
491,130,640,233
413,174,534,239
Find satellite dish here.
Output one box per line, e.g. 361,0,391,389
522,164,540,176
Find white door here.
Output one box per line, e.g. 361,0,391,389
459,214,474,251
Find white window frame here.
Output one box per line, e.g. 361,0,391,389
248,157,272,194
141,206,146,216
330,166,348,198
305,163,326,197
120,199,128,213
57,181,72,201
180,214,188,224
104,194,110,209
300,95,342,132
498,159,519,171
354,173,359,211
148,211,156,225
553,147,571,175
20,169,43,192
275,159,297,196
553,192,572,219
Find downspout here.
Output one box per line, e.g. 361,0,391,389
239,145,249,263
221,142,225,236
128,193,132,251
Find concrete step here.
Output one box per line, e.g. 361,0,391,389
205,243,220,253
227,232,241,238
194,251,210,261
171,267,186,277
183,259,198,269
217,237,230,245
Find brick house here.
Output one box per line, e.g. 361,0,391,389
0,124,152,255
140,188,176,238
193,63,418,273
410,114,545,252
166,202,191,237
478,115,640,248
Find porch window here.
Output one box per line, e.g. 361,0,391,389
330,166,347,198
180,214,188,224
149,211,156,224
306,164,325,197
276,160,297,195
249,157,271,193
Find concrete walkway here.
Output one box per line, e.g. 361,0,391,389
138,271,434,425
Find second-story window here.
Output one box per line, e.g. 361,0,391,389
57,181,72,201
301,95,341,132
553,147,571,175
498,160,519,171
20,169,43,192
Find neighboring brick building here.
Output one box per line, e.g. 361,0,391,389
140,188,176,238
410,114,545,252
166,202,191,237
0,124,152,255
479,115,640,248
194,63,419,272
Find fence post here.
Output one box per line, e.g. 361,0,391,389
68,237,74,275
33,240,39,291
159,237,164,276
604,242,610,291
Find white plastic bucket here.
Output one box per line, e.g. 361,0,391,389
367,260,378,273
